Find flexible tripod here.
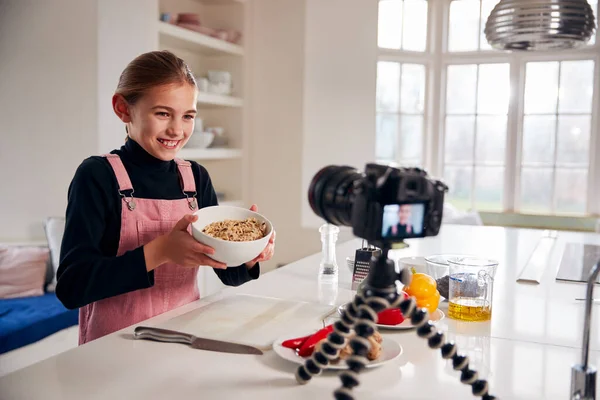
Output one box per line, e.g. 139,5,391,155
295,244,496,400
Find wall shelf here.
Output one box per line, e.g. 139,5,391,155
220,200,244,207
178,148,242,160
197,92,243,107
157,21,244,56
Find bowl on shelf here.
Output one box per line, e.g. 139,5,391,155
191,206,273,266
185,132,214,149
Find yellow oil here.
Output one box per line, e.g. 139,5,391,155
448,297,492,322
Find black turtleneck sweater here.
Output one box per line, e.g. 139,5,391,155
55,139,259,310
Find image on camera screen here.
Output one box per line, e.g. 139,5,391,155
381,203,425,239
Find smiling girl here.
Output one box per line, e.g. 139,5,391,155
56,51,275,344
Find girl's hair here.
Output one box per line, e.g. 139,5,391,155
115,50,196,106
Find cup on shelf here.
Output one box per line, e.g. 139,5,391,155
205,127,227,148
207,71,232,95
197,78,209,93
193,116,204,134
160,13,172,23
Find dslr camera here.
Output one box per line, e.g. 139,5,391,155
308,163,448,247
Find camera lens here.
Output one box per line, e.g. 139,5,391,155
308,165,362,226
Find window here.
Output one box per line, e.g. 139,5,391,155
376,62,426,166
444,63,509,211
448,0,497,51
376,0,599,217
447,0,598,50
378,0,428,52
520,60,595,214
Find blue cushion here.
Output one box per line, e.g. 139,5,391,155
0,293,78,354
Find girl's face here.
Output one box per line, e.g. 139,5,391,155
125,83,197,161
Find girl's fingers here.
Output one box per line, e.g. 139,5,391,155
192,241,215,255
197,255,227,269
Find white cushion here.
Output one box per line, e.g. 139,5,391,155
0,246,49,298
43,217,65,292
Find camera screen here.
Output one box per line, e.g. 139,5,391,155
381,203,426,239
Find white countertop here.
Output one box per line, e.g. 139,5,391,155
1,225,600,399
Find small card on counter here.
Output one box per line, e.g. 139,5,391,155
352,247,381,290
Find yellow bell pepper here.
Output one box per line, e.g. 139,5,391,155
404,273,440,314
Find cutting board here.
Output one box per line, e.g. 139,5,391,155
155,294,335,350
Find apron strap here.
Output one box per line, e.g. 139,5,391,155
175,158,198,210
103,154,133,192
174,158,196,193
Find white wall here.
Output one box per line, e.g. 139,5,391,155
0,0,98,241
97,0,158,154
249,0,378,269
0,0,158,241
301,0,379,228
249,0,311,269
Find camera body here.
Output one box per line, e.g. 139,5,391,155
308,163,448,247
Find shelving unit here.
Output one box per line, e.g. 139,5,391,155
196,92,243,107
220,200,244,207
158,0,249,218
157,21,244,56
178,148,242,160
157,0,251,296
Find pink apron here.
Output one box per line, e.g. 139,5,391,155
79,154,200,345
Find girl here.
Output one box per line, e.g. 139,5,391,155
56,50,275,344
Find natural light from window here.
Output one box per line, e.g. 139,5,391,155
375,0,599,217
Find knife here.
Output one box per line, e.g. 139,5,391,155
133,326,263,355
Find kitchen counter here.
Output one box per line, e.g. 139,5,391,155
1,225,600,399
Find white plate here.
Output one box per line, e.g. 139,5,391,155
272,331,403,370
337,304,445,331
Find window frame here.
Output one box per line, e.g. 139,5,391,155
377,0,600,217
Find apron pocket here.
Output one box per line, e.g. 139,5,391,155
136,220,178,246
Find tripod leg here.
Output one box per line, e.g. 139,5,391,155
396,293,496,400
333,286,400,400
295,308,355,384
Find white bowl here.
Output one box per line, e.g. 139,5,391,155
191,206,273,266
185,132,214,149
397,256,427,274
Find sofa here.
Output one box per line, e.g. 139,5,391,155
0,217,78,355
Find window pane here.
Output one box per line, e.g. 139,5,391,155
522,116,556,165
446,116,475,163
399,116,423,164
555,169,587,214
476,116,506,164
401,64,426,113
378,0,403,49
477,63,510,114
447,64,477,114
475,166,504,211
445,166,473,210
376,114,398,161
479,0,497,50
524,62,559,114
520,168,553,214
558,60,595,114
448,0,480,52
377,62,400,112
557,116,591,166
402,0,428,51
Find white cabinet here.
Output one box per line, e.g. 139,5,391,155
157,0,251,296
157,0,250,208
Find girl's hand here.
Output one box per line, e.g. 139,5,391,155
144,214,227,271
245,204,276,269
